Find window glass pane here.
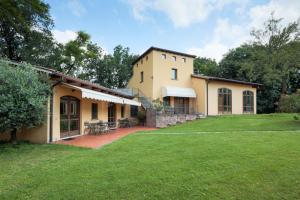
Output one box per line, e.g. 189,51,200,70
60,101,67,115
243,91,254,113
70,102,77,115
140,71,144,82
121,105,125,118
218,88,232,114
92,103,98,119
60,120,68,132
171,69,177,80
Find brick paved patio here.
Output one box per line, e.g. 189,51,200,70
55,126,157,149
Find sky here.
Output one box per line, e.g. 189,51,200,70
46,0,300,62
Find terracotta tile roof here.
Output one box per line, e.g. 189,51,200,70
191,74,262,87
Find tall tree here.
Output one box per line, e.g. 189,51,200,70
251,14,300,95
91,45,138,88
194,57,219,76
0,0,53,61
219,15,300,113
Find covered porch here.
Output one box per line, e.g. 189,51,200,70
161,86,197,114
52,83,141,142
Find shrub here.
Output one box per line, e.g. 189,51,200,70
137,110,146,125
277,90,300,113
152,98,164,111
0,61,50,144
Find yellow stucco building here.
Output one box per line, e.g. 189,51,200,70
127,47,261,116
0,66,141,143
1,47,261,143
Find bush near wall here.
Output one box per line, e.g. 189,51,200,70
277,90,300,113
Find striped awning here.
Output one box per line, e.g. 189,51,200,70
63,84,141,106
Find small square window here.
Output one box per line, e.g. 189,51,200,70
182,58,186,63
161,54,166,59
137,63,138,67
172,56,176,61
171,68,177,80
146,56,148,61
140,71,144,83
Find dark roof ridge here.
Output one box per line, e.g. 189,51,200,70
132,46,197,65
191,74,262,87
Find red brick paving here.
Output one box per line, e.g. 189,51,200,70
55,126,157,149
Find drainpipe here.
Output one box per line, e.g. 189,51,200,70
49,80,63,143
206,80,209,116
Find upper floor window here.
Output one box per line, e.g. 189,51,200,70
243,91,254,113
91,103,98,120
172,56,176,61
141,59,143,64
161,54,166,59
146,56,148,61
218,88,232,114
171,68,177,80
140,71,144,83
182,58,186,63
136,63,138,67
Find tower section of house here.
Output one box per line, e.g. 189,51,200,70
127,47,197,114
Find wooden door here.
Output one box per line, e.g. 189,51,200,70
60,96,80,138
108,103,116,128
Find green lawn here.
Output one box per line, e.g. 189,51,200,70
1,114,300,199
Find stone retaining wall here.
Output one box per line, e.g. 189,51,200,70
146,109,200,128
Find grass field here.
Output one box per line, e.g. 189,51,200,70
1,114,300,199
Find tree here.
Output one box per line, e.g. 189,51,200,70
0,61,50,144
91,45,138,88
193,57,219,76
219,15,300,113
251,14,300,95
278,90,300,113
0,0,53,61
60,31,96,76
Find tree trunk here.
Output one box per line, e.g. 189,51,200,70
10,128,17,145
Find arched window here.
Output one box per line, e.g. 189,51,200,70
218,88,232,114
243,91,254,113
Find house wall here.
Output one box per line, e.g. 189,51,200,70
152,50,194,100
0,99,50,144
127,50,194,101
51,84,129,142
191,77,207,114
207,81,257,115
127,51,154,100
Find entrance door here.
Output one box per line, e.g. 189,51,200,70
108,103,116,128
174,97,189,114
60,96,80,138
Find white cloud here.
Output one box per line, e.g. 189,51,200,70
187,18,250,61
187,0,300,61
126,0,248,27
52,30,77,44
68,0,86,17
249,0,300,29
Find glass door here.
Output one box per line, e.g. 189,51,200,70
108,103,116,128
60,96,80,138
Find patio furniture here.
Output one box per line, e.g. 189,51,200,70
118,118,130,128
84,120,109,135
